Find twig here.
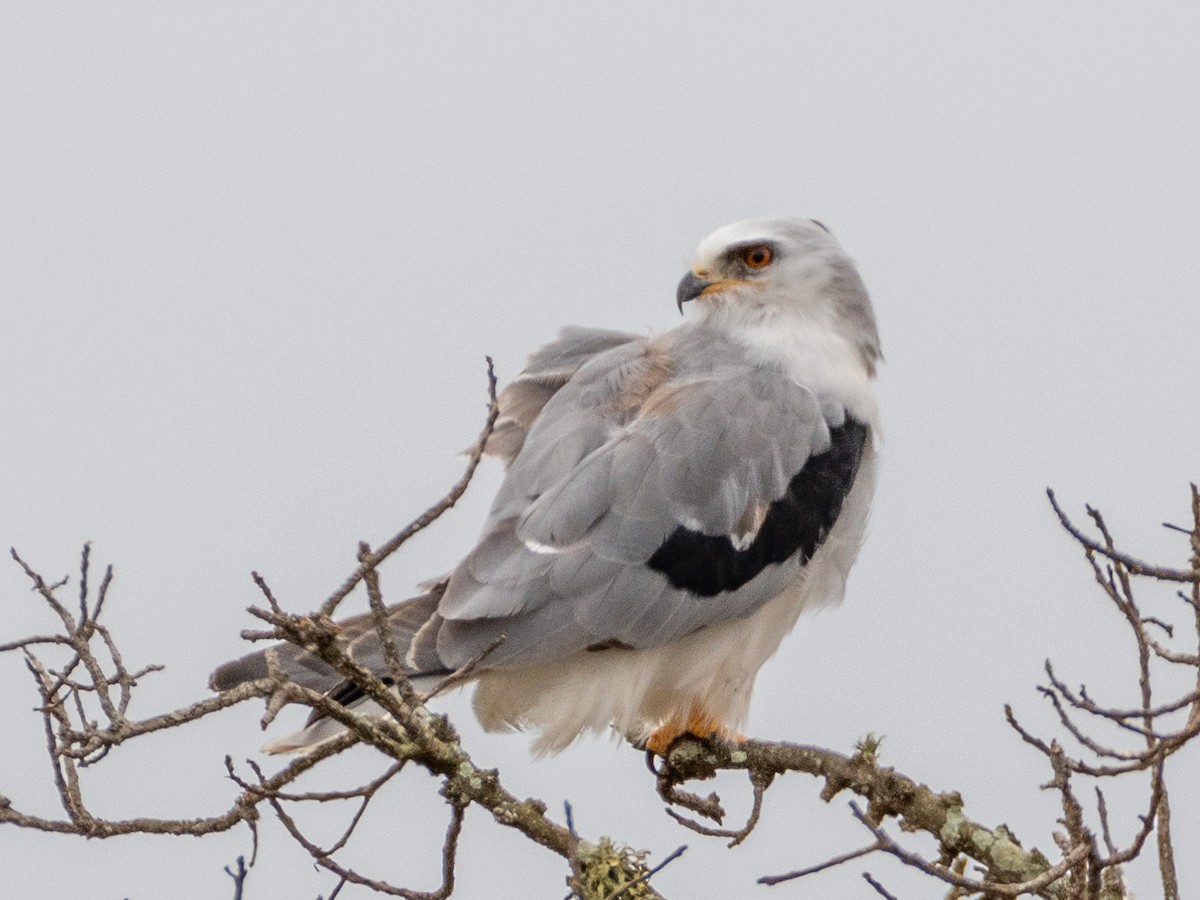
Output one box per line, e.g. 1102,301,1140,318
319,358,499,618
661,767,770,847
418,632,505,703
862,872,900,900
224,856,249,900
607,845,686,900
1047,490,1196,583
759,841,884,885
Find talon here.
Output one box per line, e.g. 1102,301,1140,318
644,748,662,775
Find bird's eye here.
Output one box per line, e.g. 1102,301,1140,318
739,245,773,269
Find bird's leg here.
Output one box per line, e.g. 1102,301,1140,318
644,709,744,756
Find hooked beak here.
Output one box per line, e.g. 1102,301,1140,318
676,271,743,313
676,271,710,313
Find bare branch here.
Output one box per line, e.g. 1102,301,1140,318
861,872,901,900
759,841,884,886
1047,490,1197,583
607,844,686,900
224,856,249,900
319,357,499,618
5,398,1199,898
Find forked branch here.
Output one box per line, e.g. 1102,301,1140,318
4,369,1197,899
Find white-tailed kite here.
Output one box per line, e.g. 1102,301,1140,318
211,218,881,755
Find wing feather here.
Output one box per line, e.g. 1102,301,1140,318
433,327,869,669
485,327,637,464
216,325,870,692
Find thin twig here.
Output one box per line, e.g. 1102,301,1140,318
759,841,884,885
419,632,505,703
320,358,499,618
862,872,900,900
224,856,249,900
608,845,687,900
1047,490,1197,583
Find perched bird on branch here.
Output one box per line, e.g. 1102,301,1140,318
211,218,881,755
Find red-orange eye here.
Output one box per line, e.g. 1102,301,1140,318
740,245,773,269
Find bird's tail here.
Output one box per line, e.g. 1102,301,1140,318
209,589,450,754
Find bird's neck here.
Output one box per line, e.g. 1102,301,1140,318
705,305,880,427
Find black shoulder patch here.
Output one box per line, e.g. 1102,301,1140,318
646,418,868,597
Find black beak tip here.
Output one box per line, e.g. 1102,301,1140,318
676,272,709,313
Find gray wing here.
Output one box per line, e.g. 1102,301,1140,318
210,328,866,703
209,328,638,697
485,327,638,464
425,331,868,670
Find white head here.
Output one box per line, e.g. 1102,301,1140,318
677,218,880,371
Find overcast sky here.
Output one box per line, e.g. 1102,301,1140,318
3,5,1198,898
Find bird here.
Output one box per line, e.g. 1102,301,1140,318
210,217,881,756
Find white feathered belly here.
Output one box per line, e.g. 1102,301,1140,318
472,449,876,754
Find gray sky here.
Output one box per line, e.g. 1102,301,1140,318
3,5,1198,898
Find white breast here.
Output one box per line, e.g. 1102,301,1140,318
471,437,878,755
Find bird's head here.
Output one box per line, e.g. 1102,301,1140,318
677,217,880,369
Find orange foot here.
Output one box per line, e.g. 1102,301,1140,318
644,710,746,756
